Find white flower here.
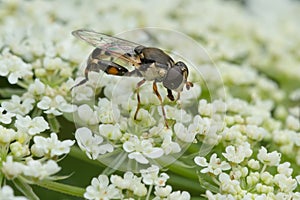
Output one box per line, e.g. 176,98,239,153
205,190,236,200
247,159,260,170
71,80,94,102
111,172,132,190
0,185,28,200
111,172,147,196
129,108,156,127
198,99,214,116
226,98,247,114
99,124,122,140
76,104,99,126
10,141,30,158
0,107,15,124
2,156,25,179
37,95,77,116
169,190,191,200
222,142,252,164
164,105,192,124
161,135,181,155
0,125,17,144
0,49,32,84
187,115,211,136
154,185,172,198
84,175,121,200
277,162,293,177
140,165,169,186
75,127,113,160
23,159,61,180
255,183,274,194
15,115,49,136
219,173,242,195
260,171,273,185
243,125,267,141
28,78,45,96
274,174,297,193
1,95,34,115
194,153,231,175
257,146,281,166
31,133,75,157
94,98,120,124
174,123,197,143
246,172,260,186
286,115,300,131
123,136,164,164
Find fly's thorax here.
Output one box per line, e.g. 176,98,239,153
139,63,168,81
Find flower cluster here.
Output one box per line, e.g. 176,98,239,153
84,165,190,200
0,0,299,199
195,146,300,199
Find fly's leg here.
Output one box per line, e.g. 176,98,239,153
153,81,169,128
176,92,181,101
167,89,175,101
134,79,146,120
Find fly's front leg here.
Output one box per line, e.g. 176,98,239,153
134,79,146,120
167,89,175,101
153,81,169,128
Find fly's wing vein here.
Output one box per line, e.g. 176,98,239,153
72,29,142,58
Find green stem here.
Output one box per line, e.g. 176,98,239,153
168,173,203,193
13,177,39,200
35,179,85,197
168,160,198,180
261,164,267,173
145,184,153,200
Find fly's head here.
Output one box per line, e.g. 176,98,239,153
163,61,193,92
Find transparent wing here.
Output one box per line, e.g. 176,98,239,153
72,29,141,57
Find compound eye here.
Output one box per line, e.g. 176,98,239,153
163,66,183,90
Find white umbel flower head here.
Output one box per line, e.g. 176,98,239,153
15,115,49,136
219,173,243,195
1,156,25,180
84,175,121,200
0,185,28,200
111,172,147,197
37,95,77,116
23,159,61,180
77,104,99,126
99,124,122,141
222,142,253,164
257,146,281,166
1,95,34,115
154,185,172,198
140,165,169,186
31,133,75,157
123,136,164,164
75,127,113,160
0,107,15,124
0,125,17,144
0,49,33,84
169,190,191,200
194,153,231,175
28,78,46,96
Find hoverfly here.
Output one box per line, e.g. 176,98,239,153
71,29,193,128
